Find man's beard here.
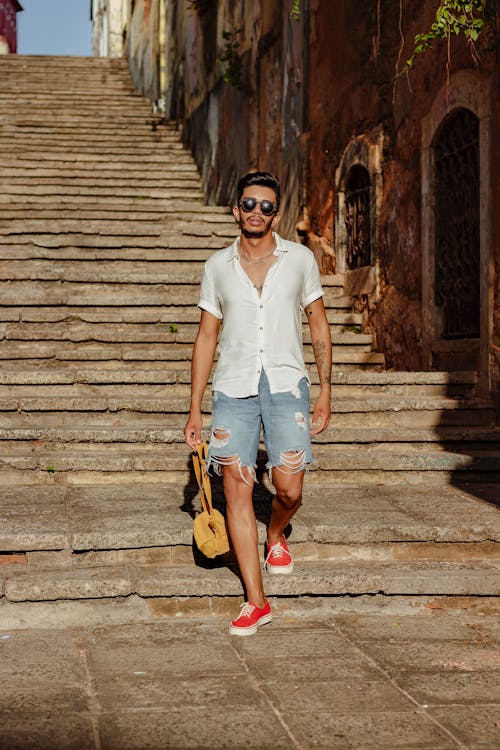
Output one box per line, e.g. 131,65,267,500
239,217,273,239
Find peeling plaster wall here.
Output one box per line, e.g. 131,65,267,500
125,0,160,101
92,0,127,57
164,0,307,240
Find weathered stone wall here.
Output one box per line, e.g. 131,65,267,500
162,0,307,241
125,0,160,101
306,1,498,379
493,54,500,404
92,0,127,57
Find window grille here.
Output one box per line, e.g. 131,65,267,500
434,108,480,339
344,166,371,269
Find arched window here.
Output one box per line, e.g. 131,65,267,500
433,108,480,339
344,165,372,270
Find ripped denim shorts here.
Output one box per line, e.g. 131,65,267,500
207,370,313,486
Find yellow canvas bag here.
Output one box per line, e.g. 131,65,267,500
192,441,230,558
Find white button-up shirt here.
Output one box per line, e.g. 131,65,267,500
198,232,324,397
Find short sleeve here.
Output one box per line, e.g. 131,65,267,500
198,262,223,320
301,251,324,309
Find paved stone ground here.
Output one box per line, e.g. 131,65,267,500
1,598,499,749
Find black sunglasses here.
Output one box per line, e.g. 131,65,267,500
239,197,277,216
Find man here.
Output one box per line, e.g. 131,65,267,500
184,171,332,635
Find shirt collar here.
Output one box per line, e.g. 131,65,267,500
226,232,287,261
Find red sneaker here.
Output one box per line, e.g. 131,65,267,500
229,601,272,636
265,537,294,575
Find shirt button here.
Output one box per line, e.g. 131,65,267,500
259,327,263,331
259,305,263,309
260,349,263,353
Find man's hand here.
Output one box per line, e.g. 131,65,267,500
184,409,203,449
184,310,220,450
310,388,331,435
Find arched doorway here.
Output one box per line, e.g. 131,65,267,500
433,107,480,341
421,70,492,395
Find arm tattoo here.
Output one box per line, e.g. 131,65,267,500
312,340,327,368
312,339,331,386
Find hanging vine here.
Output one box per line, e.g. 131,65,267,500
290,0,301,21
218,28,244,89
406,0,488,69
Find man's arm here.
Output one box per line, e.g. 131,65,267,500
183,310,221,448
305,297,332,436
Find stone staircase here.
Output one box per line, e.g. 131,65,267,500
0,55,499,612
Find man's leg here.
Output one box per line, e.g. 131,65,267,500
207,391,266,611
260,374,312,574
266,463,305,547
222,461,266,608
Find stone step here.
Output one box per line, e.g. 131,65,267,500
0,200,224,214
1,98,163,107
0,377,477,399
0,366,477,388
0,127,179,140
3,438,499,468
0,83,145,93
0,54,129,64
0,281,344,305
0,150,196,165
1,185,204,199
2,421,498,445
0,208,232,224
0,221,238,240
0,464,498,491
7,389,466,414
1,173,201,186
0,121,177,133
0,229,237,247
0,109,174,120
0,95,163,106
0,184,204,201
0,142,187,155
0,141,183,155
0,158,196,174
2,558,498,602
0,304,202,322
0,308,360,331
1,123,180,138
0,284,346,309
0,88,141,99
0,81,159,94
0,65,132,77
0,343,383,369
0,322,372,347
0,226,231,242
0,388,492,418
0,379,475,402
0,219,234,238
0,480,498,550
1,122,179,136
0,107,161,120
0,164,200,179
1,95,155,106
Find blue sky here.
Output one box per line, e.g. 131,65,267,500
17,0,92,56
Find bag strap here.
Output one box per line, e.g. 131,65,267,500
192,440,213,514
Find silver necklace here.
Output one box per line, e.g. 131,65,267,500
238,245,276,264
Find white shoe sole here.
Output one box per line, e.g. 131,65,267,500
265,562,294,575
228,613,272,636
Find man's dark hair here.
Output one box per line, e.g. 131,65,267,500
236,171,281,209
